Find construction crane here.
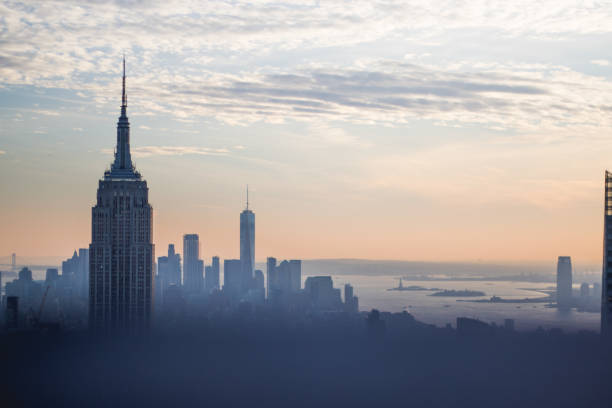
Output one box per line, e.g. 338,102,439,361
28,285,50,329
38,285,50,322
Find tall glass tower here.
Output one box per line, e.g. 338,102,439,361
602,171,612,336
240,187,255,294
89,58,154,330
183,234,203,294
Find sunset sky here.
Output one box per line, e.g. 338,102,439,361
1,1,612,265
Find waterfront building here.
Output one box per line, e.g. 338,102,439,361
304,276,342,311
556,256,572,308
344,283,359,314
89,59,154,330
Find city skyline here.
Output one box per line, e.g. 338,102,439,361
3,4,612,407
2,1,612,264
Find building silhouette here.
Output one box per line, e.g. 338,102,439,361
5,267,43,314
556,256,572,309
183,234,203,295
304,276,342,311
5,296,18,329
240,187,255,294
205,256,220,291
344,283,359,313
223,259,242,300
266,257,278,299
62,249,89,299
158,244,182,303
89,59,154,330
603,171,612,336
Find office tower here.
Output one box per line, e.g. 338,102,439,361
304,276,342,311
62,251,79,282
89,59,154,330
603,171,612,336
45,268,59,284
205,256,220,291
266,257,278,298
289,260,301,292
223,259,242,299
344,283,359,313
77,248,89,299
166,244,181,286
240,187,255,293
6,296,18,329
273,259,302,294
504,319,515,331
254,269,264,289
63,249,89,299
344,283,353,302
183,234,203,294
11,253,16,272
556,256,572,308
278,261,291,293
158,244,181,295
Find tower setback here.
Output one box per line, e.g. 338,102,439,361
89,58,154,331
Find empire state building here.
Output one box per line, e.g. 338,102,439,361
89,59,154,330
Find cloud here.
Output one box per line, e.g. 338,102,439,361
120,146,229,158
591,59,611,66
1,1,612,137
122,61,612,134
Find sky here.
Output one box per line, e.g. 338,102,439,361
1,0,612,265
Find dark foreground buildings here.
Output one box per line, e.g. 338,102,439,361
89,59,154,330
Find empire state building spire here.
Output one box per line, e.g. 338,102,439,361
109,56,138,179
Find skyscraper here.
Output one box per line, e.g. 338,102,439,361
205,255,220,291
556,256,572,308
223,259,242,300
602,171,612,336
158,244,182,301
89,59,154,330
183,234,203,294
240,187,255,293
266,257,278,299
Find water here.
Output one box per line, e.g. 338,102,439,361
23,265,600,332
324,274,600,332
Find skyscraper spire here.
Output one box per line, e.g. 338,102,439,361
246,185,249,210
121,54,127,115
108,55,137,178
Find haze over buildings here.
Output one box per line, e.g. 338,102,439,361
3,2,612,263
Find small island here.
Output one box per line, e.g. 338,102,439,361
429,289,486,297
387,279,439,292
